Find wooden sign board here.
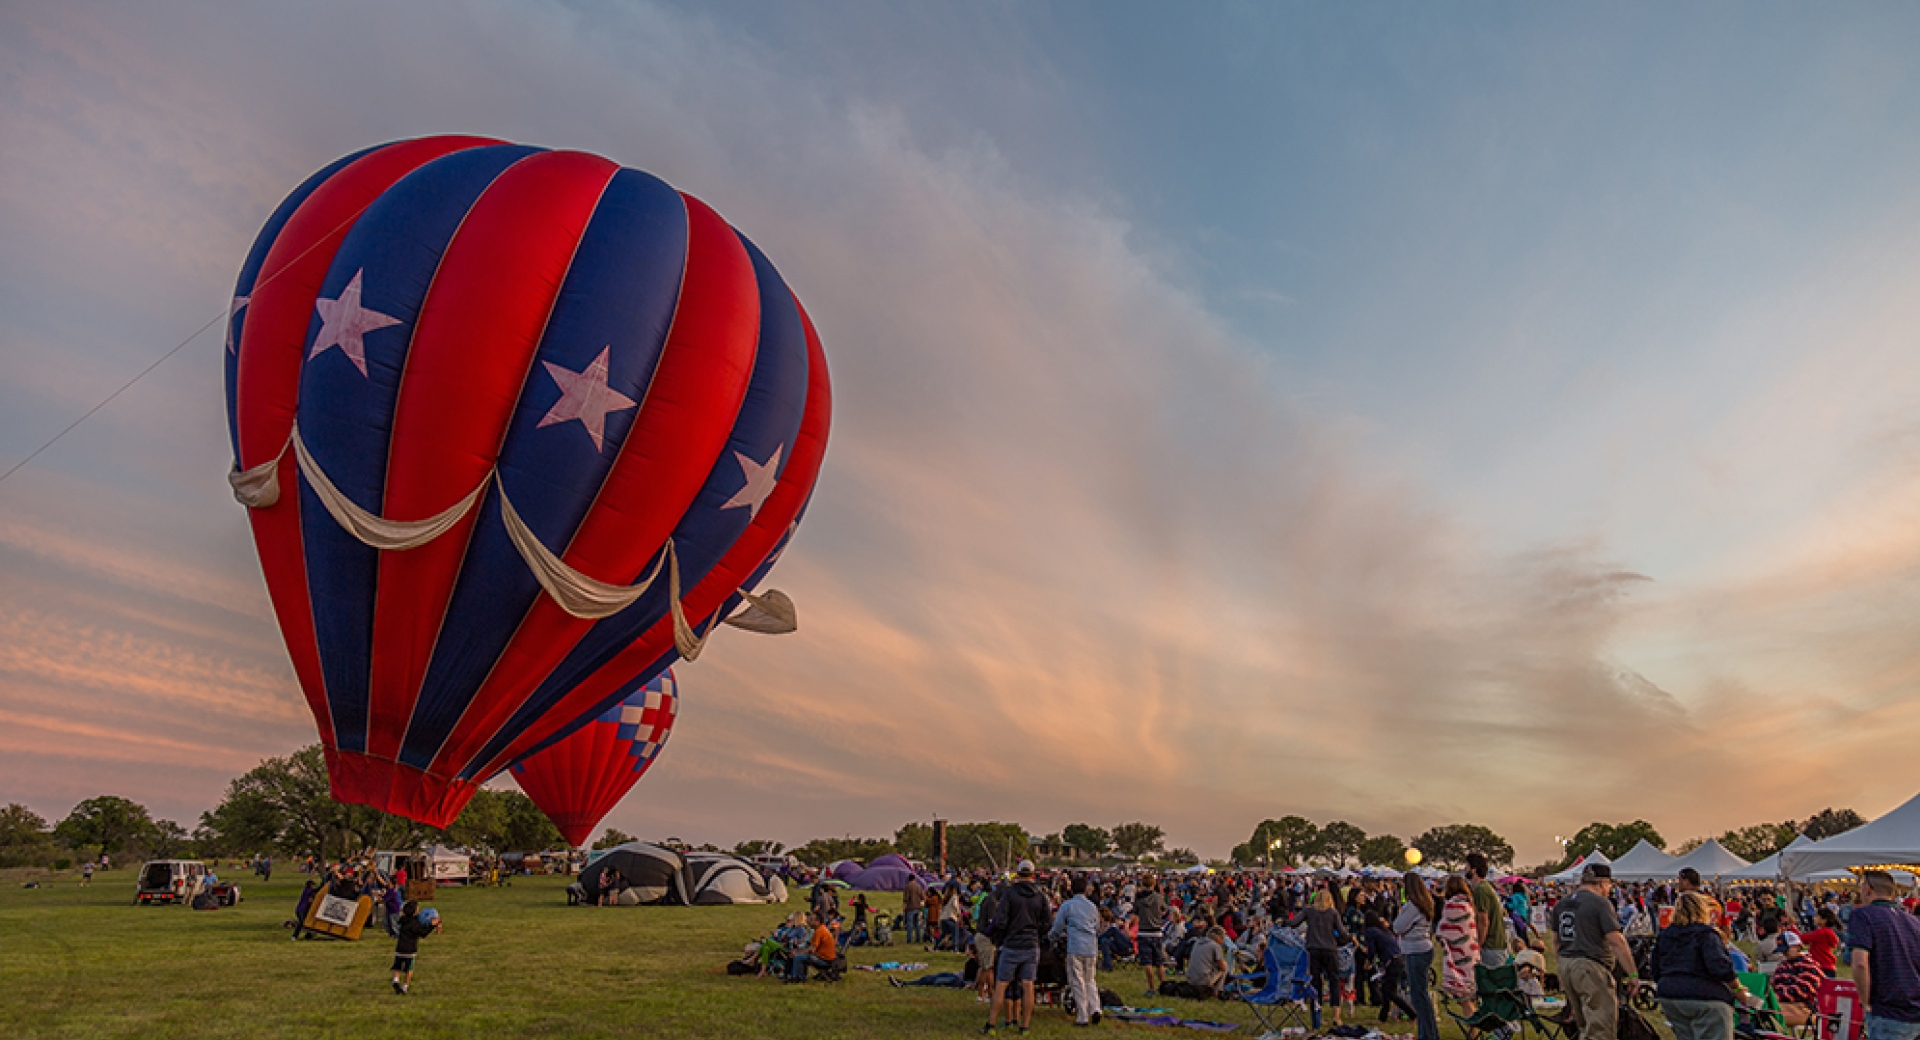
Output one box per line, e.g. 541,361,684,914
302,893,373,941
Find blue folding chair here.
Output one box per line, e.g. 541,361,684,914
1237,937,1319,1034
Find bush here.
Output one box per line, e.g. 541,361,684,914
53,858,71,870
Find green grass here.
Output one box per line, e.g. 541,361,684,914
0,866,1660,1040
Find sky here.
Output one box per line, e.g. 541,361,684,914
4,1,1920,865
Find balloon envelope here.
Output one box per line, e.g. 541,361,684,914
511,670,678,848
226,137,830,827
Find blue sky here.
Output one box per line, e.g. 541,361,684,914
5,1,1920,863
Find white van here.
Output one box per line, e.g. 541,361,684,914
136,860,208,905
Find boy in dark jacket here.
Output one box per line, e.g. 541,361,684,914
984,862,1053,1035
391,901,441,995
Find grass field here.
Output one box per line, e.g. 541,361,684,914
0,866,1669,1040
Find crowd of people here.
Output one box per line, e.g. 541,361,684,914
744,854,1920,1040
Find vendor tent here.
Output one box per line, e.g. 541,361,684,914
1669,839,1750,879
1609,839,1683,882
1545,849,1611,885
1726,835,1814,881
1782,791,1920,878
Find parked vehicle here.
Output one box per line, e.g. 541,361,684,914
136,860,208,905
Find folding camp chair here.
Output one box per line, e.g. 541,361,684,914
1443,963,1565,1040
1733,971,1800,1040
1235,940,1319,1034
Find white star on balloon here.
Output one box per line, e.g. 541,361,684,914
225,294,250,354
721,444,783,519
310,270,402,376
537,346,639,452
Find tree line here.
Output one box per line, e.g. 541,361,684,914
1550,807,1866,872
1228,816,1512,870
0,745,564,868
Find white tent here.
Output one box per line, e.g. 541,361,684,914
1545,849,1611,885
1782,791,1920,878
1726,835,1814,881
1412,865,1447,879
1609,839,1683,882
1670,839,1750,878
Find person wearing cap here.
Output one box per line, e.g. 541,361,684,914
983,860,1052,1035
1553,863,1639,1040
1848,870,1920,1040
1772,932,1824,1026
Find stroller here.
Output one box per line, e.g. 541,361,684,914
1627,937,1662,1010
872,911,893,946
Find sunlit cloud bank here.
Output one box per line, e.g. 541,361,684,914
3,1,1920,862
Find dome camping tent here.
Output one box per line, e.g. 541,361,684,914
575,843,788,906
1781,791,1920,878
579,842,688,905
1609,839,1683,882
684,852,787,905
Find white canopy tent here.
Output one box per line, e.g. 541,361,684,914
1609,839,1683,882
1782,791,1920,878
1725,835,1814,882
1669,839,1750,879
1545,849,1611,885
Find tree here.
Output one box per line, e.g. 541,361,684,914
1413,824,1513,870
1718,822,1799,862
593,828,635,850
1111,822,1166,860
198,746,430,858
1557,820,1666,869
0,803,54,868
1062,823,1112,858
945,822,1030,871
1316,821,1366,867
1802,808,1866,841
1236,817,1319,868
440,789,564,853
1165,847,1201,865
733,840,784,858
790,836,895,867
894,822,934,861
1358,834,1408,867
1673,837,1705,856
54,796,160,858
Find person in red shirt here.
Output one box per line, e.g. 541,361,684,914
1803,908,1842,977
787,911,839,982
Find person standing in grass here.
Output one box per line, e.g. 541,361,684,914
1050,874,1103,1027
390,901,439,995
1847,870,1920,1040
1467,853,1510,967
984,860,1052,1035
903,873,926,945
1136,875,1169,1000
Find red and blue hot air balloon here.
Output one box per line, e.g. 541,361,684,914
510,669,678,848
224,137,831,827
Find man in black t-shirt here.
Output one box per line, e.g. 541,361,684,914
1553,864,1639,1040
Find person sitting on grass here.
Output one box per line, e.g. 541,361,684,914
1185,925,1230,999
786,911,838,983
390,901,440,996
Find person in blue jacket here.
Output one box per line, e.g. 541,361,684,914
1051,874,1103,1027
1648,892,1742,1040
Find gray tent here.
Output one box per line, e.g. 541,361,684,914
1781,791,1920,878
1609,839,1683,882
1725,835,1814,881
1669,839,1750,879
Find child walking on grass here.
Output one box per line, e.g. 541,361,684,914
390,901,440,995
